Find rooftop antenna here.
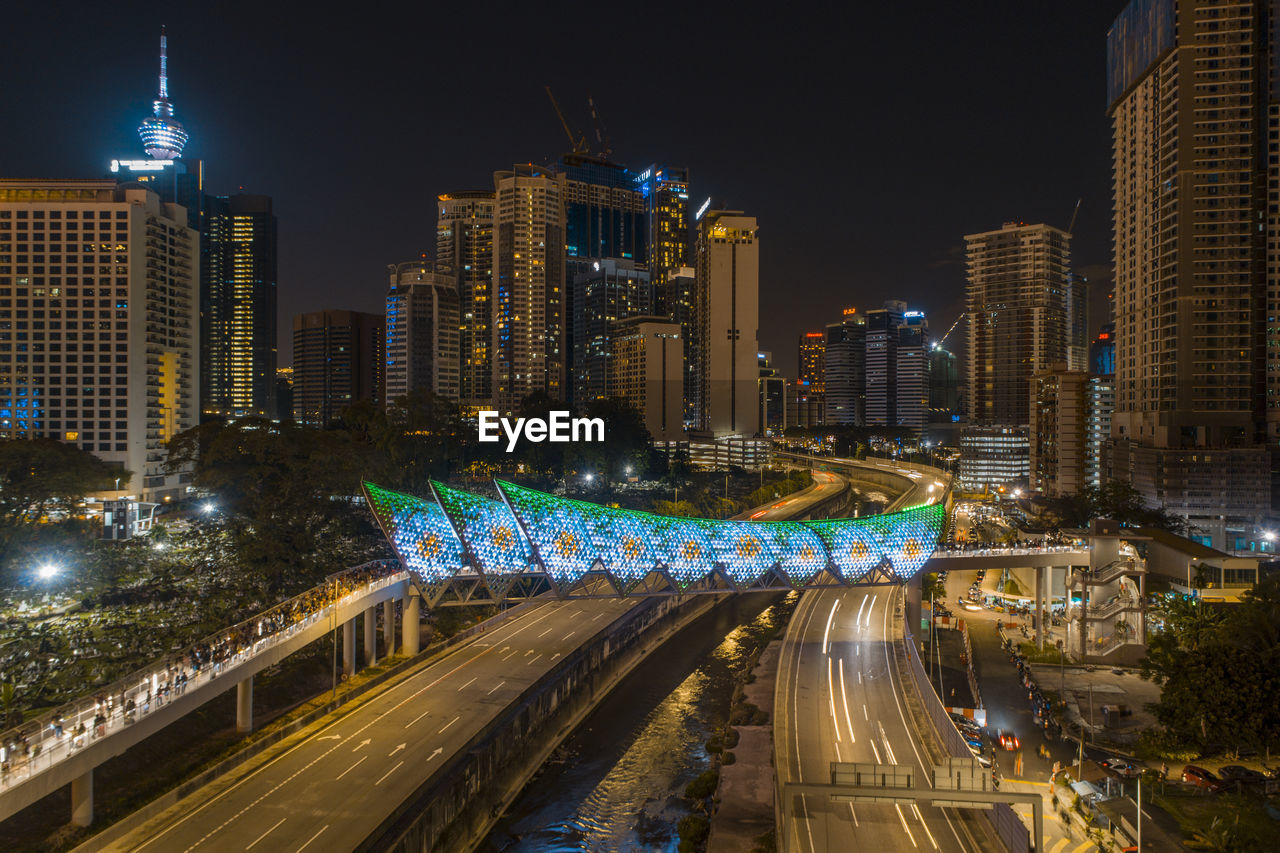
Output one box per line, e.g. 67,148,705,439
158,25,169,101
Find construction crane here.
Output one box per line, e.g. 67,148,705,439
545,86,588,155
587,95,612,159
934,314,964,350
1067,197,1082,234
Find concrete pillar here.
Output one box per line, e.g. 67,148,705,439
363,606,376,667
383,598,396,656
402,595,421,656
343,617,356,676
236,676,253,734
1035,566,1045,648
71,768,92,827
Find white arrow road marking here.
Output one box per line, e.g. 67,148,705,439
316,734,341,741
352,738,371,751
498,646,510,654
244,817,286,850
336,755,366,780
439,715,460,734
550,652,561,662
375,760,403,786
388,743,406,757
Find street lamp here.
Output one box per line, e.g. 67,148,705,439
202,502,215,515
37,563,59,581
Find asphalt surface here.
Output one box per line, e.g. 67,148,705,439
775,585,974,853
739,470,844,520
103,594,644,852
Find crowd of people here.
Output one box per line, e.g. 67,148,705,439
0,559,401,788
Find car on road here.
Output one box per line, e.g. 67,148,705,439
962,602,982,611
1100,758,1140,779
1219,766,1267,788
1181,765,1223,792
998,731,1020,752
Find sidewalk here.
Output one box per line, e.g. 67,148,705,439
707,640,778,853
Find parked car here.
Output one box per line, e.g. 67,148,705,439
1181,765,1222,792
1100,758,1140,779
1219,766,1267,787
963,733,984,750
968,746,993,767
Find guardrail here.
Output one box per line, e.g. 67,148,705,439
933,545,1087,559
0,560,404,792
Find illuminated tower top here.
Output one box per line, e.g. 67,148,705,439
137,26,189,159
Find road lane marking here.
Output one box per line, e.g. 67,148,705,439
244,817,285,850
375,760,403,786
335,755,366,780
863,703,868,720
894,804,919,847
528,653,542,666
502,650,519,661
912,803,940,850
405,709,430,728
141,601,564,852
592,612,604,621
487,680,505,695
457,677,476,691
871,739,881,763
388,743,405,756
855,593,868,631
562,631,575,640
865,594,877,629
538,628,553,638
858,671,862,684
438,715,460,734
295,825,328,853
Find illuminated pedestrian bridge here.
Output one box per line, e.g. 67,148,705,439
363,481,944,606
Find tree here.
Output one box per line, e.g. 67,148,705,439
922,572,946,602
0,438,123,561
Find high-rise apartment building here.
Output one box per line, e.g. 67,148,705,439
492,165,566,413
929,345,961,423
571,259,653,403
798,331,825,393
824,309,866,426
660,266,697,426
292,310,383,426
637,165,690,287
965,221,1072,427
695,211,759,437
200,194,276,419
958,426,1031,492
865,300,906,427
385,261,460,403
1030,366,1089,497
896,311,930,438
1107,0,1273,546
0,181,198,501
436,191,494,407
758,351,787,435
608,317,682,441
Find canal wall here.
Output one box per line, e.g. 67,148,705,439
361,592,724,853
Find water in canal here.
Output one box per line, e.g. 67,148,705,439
480,592,796,852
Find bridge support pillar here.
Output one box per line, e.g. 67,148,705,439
383,598,396,656
236,676,253,733
402,595,420,656
343,617,356,676
363,606,377,667
1035,566,1046,649
71,768,92,827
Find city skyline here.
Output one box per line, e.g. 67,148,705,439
0,2,1122,379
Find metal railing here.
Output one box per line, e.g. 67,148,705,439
932,544,1088,558
0,561,404,790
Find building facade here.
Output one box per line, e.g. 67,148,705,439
660,266,697,426
965,221,1072,426
608,317,682,441
0,180,199,501
1106,0,1274,546
824,309,866,426
492,165,566,412
1030,365,1089,497
384,261,460,404
958,425,1031,492
571,259,653,404
436,191,494,408
200,194,276,420
695,211,760,437
292,310,383,426
637,165,690,288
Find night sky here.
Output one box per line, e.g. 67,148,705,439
1,1,1123,379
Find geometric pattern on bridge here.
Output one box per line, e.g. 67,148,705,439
363,481,944,604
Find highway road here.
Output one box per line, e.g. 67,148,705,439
102,593,646,852
739,470,845,520
776,585,975,853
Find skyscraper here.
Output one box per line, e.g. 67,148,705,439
436,191,494,407
798,331,825,393
384,261,460,403
292,310,383,426
608,317,682,442
896,310,930,438
1030,366,1089,497
201,194,277,419
965,221,1072,427
824,309,866,427
1107,0,1273,545
660,266,697,426
0,181,199,501
637,165,690,287
571,259,653,403
695,211,759,437
865,300,906,427
492,165,566,412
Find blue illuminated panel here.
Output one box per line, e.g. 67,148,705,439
363,482,464,582
430,481,531,575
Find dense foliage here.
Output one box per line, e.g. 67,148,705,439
1140,576,1280,757
1041,480,1186,532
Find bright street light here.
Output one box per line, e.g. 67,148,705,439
37,563,59,581
1265,531,1276,543
584,473,594,483
202,502,215,514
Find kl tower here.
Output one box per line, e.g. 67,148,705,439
137,26,189,160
